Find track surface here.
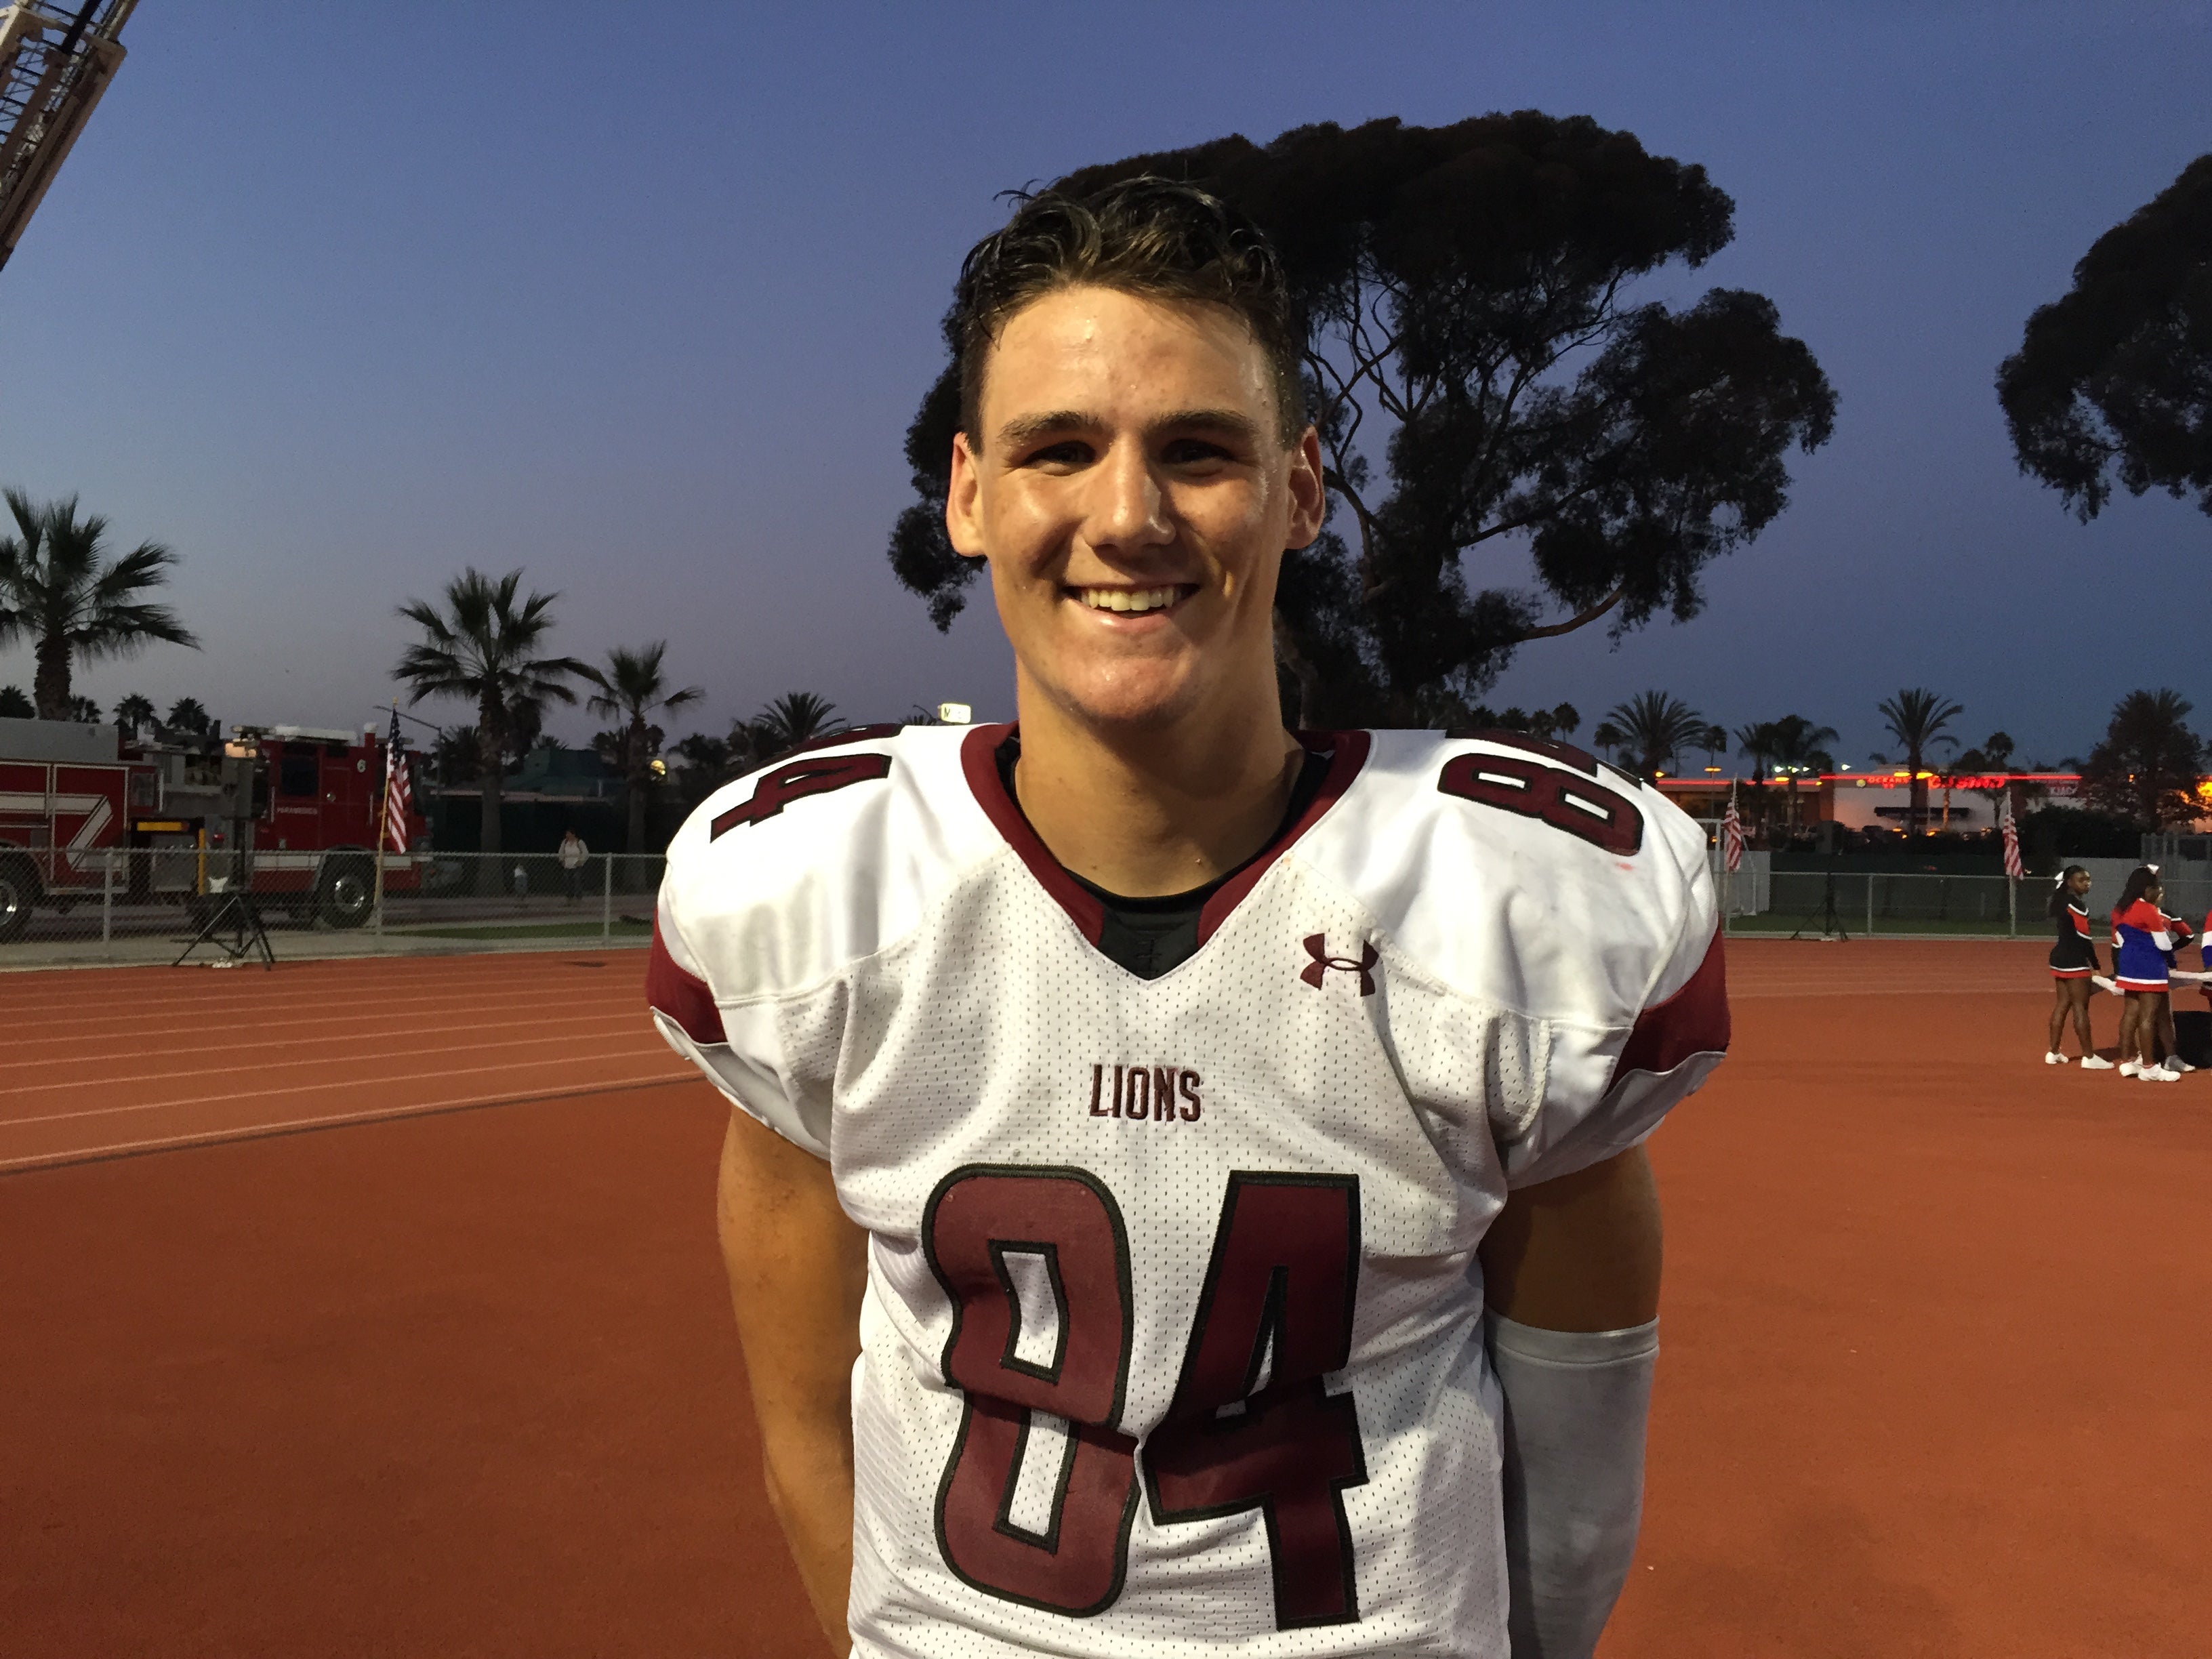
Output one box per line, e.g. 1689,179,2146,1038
3,941,2207,1654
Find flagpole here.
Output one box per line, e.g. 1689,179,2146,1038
373,703,392,939
1723,779,1736,935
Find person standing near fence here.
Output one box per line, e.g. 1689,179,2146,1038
2046,867,2116,1067
560,827,588,903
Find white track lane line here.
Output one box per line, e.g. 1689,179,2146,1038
15,987,631,1043
5,1010,646,1071
0,1049,688,1130
0,1024,665,1096
0,1073,699,1174
3,947,638,992
11,970,626,1021
5,951,632,997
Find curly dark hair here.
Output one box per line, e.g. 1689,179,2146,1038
949,176,1307,449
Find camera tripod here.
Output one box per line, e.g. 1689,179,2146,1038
175,841,275,969
1788,869,1851,942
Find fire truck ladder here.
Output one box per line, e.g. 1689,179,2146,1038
0,0,135,273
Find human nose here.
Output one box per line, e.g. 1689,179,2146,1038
1080,439,1172,557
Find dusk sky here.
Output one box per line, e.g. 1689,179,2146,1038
2,2,2208,769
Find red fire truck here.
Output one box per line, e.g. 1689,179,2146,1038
0,717,427,941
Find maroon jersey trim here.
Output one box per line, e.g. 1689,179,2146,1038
960,724,1108,944
1195,731,1372,946
1612,925,1729,1080
647,918,727,1045
958,725,1372,954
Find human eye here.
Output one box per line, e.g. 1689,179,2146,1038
1019,438,1094,471
1160,436,1238,469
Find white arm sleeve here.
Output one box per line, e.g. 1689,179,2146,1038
1486,1313,1658,1659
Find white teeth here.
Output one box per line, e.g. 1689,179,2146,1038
1079,586,1180,614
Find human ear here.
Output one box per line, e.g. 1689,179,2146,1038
1283,426,1327,550
945,432,988,561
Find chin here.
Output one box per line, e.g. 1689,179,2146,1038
1045,662,1207,733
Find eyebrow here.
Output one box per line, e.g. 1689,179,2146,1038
994,407,1267,449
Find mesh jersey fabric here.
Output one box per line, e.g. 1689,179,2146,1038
649,724,1729,1658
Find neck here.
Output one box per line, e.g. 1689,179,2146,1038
1009,665,1303,898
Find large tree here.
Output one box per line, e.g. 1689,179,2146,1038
2079,689,2204,827
1997,153,2212,521
890,113,1836,724
582,641,704,856
392,568,588,867
1875,689,1963,834
0,489,199,719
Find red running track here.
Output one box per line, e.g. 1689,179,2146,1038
2,941,2207,1654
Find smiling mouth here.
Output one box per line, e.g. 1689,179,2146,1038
1071,584,1193,615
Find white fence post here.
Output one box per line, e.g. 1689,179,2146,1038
601,853,613,944
102,848,113,945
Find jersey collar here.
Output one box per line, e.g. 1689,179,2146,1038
959,723,1370,951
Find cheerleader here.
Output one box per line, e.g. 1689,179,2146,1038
2112,866,2182,1080
2046,866,2117,1065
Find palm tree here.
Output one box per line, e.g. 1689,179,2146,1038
1764,714,1840,830
747,691,843,764
1527,702,1582,743
1734,721,1779,832
1590,720,1626,762
0,490,200,719
669,730,738,800
1700,724,1727,770
1956,731,2036,829
1601,691,1710,782
0,684,30,718
1875,689,1964,834
114,692,157,737
392,567,588,868
1733,721,1776,781
163,695,214,741
582,642,705,855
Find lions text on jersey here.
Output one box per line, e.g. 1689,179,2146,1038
650,724,1728,1658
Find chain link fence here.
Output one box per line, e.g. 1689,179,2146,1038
0,848,666,968
0,844,2073,966
1717,869,2033,938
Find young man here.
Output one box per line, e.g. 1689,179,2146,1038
649,180,1728,1658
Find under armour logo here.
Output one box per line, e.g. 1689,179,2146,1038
1300,933,1378,996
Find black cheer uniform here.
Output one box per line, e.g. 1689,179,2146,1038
2049,899,2101,979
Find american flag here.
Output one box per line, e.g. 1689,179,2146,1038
1721,790,1744,873
382,709,413,855
1998,790,2024,880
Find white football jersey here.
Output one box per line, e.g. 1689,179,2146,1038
650,724,1727,1659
